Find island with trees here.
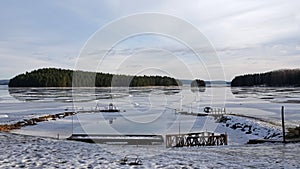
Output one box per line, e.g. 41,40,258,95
8,68,181,87
191,79,206,87
231,69,300,87
190,79,206,92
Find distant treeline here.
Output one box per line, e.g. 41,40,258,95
191,79,206,87
0,80,9,85
231,69,300,87
8,68,181,87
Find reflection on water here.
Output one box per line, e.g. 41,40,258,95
190,87,206,93
8,87,118,102
8,87,182,103
101,112,121,124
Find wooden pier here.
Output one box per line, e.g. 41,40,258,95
67,134,164,145
247,138,300,144
176,107,226,122
166,132,228,148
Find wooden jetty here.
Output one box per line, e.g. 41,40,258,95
96,103,120,112
248,138,300,144
67,134,164,145
166,132,228,148
176,107,226,117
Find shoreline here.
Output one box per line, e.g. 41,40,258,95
0,112,75,132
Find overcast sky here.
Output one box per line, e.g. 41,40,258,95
1,0,299,80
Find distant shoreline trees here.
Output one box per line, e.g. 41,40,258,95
8,68,181,87
231,69,300,87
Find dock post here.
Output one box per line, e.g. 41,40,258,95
166,135,170,148
281,106,286,143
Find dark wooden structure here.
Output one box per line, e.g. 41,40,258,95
166,132,228,148
67,134,164,145
281,106,286,143
177,107,226,117
248,138,300,144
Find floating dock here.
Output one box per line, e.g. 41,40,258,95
176,107,226,118
247,138,300,144
166,132,228,148
67,134,164,145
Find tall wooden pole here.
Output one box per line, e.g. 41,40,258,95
281,106,286,143
179,120,181,136
72,114,74,134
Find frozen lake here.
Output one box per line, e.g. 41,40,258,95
0,85,299,138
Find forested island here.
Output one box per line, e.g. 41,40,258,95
231,69,300,87
8,68,181,87
190,79,206,93
191,79,206,87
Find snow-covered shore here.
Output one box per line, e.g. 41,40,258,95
216,115,282,144
0,132,299,168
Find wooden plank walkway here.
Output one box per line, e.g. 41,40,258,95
67,134,164,145
248,138,300,144
176,107,227,123
166,132,228,148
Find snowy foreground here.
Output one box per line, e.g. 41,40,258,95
1,131,300,168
